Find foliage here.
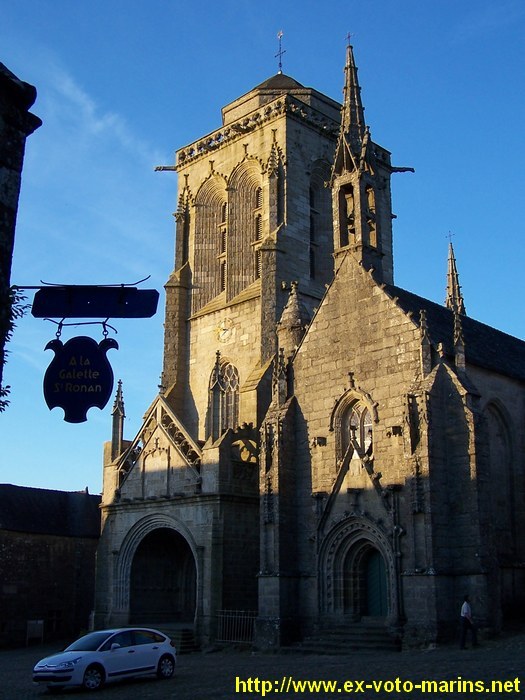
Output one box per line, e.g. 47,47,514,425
0,286,29,412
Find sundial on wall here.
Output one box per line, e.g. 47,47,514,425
216,317,234,343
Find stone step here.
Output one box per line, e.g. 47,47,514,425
156,626,199,654
293,623,400,655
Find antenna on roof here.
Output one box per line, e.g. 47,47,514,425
275,30,286,74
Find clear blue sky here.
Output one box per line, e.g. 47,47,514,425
2,1,525,493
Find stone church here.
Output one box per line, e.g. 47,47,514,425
95,45,525,648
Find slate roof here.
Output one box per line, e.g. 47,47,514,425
383,284,525,383
0,484,101,538
253,73,305,91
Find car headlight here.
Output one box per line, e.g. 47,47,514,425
58,657,82,668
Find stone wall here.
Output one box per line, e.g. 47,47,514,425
0,530,97,646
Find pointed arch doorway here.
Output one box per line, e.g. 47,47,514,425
343,541,388,619
130,527,196,624
364,549,388,617
320,518,400,629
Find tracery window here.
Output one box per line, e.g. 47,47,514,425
221,362,240,432
229,162,262,296
342,402,373,457
193,177,227,312
207,359,240,439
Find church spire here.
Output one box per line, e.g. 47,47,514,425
445,242,466,316
111,380,125,460
330,43,398,285
342,42,366,155
331,42,367,180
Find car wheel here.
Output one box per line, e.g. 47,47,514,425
82,664,105,691
157,654,175,679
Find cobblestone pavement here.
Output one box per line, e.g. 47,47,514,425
1,630,524,700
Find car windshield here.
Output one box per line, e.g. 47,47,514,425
65,631,114,651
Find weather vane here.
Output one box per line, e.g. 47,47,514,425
275,30,286,74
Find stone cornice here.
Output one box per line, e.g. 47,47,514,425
176,94,340,170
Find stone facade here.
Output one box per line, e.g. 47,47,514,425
95,47,525,648
0,64,41,399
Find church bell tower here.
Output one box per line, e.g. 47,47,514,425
160,70,341,439
331,44,412,284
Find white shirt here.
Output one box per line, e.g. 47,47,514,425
461,601,472,619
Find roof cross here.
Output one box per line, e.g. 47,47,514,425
275,30,286,74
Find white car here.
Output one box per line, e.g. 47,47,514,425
32,627,176,691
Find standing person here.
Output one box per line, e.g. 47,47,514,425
460,594,478,648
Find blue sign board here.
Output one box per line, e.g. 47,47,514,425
32,286,159,319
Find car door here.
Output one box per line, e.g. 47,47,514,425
100,630,138,679
130,629,164,674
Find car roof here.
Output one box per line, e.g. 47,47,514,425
90,627,165,634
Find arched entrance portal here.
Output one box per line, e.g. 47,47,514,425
343,541,388,619
365,549,388,616
130,528,196,624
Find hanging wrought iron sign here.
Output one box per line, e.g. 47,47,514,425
43,333,118,423
15,278,159,423
31,284,159,319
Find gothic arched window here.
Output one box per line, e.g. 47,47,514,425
484,402,514,559
207,358,240,440
229,162,262,297
194,176,227,312
221,362,239,432
342,402,373,458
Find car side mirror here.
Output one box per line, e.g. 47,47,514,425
110,643,121,650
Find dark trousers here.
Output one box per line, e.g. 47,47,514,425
460,616,477,648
